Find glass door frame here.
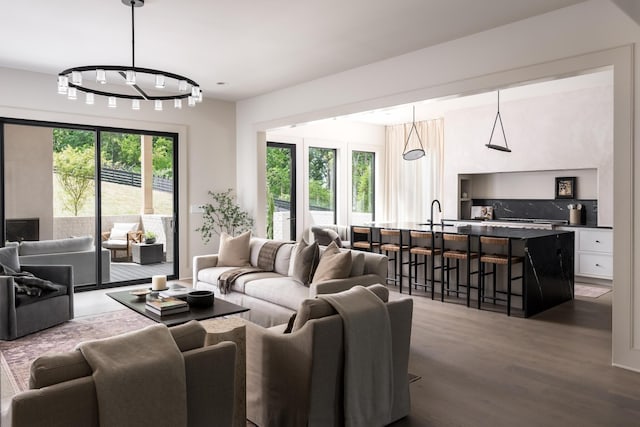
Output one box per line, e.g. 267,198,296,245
0,117,180,291
266,141,297,240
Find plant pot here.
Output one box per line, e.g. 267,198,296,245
145,238,156,244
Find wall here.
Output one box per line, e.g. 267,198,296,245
4,124,54,239
0,66,236,278
444,84,613,225
235,1,640,371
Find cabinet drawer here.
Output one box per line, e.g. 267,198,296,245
578,229,613,253
577,253,613,279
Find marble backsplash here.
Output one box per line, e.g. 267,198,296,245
471,198,598,227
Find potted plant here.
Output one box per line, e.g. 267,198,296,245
144,231,157,244
196,189,254,244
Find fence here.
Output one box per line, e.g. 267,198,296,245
101,168,172,193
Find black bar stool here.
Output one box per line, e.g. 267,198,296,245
380,229,409,291
408,230,441,298
351,226,380,253
441,233,479,306
478,236,524,316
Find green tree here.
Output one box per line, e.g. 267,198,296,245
308,147,334,209
53,129,94,152
54,146,95,216
352,151,373,212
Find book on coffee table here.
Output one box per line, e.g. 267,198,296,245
145,296,189,316
159,283,190,299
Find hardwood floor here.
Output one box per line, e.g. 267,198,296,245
390,287,640,426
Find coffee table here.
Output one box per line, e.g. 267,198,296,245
106,289,249,326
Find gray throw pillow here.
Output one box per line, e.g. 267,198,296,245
0,245,20,272
289,239,319,286
312,242,352,283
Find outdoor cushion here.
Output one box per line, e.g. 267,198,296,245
108,223,138,241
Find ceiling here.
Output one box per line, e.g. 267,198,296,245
1,0,586,102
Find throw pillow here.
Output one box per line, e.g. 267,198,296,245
109,222,138,241
312,242,352,283
289,239,319,286
217,231,251,267
349,251,365,277
0,245,20,272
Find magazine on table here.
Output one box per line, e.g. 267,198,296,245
159,283,190,299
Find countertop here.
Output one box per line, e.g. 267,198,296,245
356,222,573,239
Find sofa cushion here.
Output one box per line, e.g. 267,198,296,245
349,251,365,277
244,277,309,311
288,240,319,285
0,245,20,272
249,239,294,275
19,236,94,256
197,267,283,293
29,350,92,389
290,284,388,332
218,231,251,267
312,242,352,283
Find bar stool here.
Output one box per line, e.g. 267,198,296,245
351,226,380,252
441,233,479,306
379,229,409,292
478,236,524,316
408,230,441,298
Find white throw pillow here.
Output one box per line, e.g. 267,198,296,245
109,222,138,241
217,231,251,267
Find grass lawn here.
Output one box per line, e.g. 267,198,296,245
53,174,173,217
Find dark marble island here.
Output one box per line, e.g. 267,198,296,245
351,222,574,317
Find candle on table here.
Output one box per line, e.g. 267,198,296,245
151,275,167,290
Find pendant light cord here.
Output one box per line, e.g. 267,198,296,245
130,1,135,68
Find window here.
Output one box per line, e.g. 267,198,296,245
352,150,375,223
308,147,336,225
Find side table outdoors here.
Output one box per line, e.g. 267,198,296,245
131,242,163,265
200,317,246,427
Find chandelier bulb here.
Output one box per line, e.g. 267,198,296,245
132,99,141,110
126,70,136,85
108,97,117,108
154,100,163,111
96,69,107,84
188,96,196,107
155,75,165,89
179,80,188,92
85,93,95,105
71,71,83,86
174,98,182,109
67,87,78,100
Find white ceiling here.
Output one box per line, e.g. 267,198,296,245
1,0,586,101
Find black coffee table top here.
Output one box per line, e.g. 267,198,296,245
107,289,249,327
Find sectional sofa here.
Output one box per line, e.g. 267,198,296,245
193,237,387,327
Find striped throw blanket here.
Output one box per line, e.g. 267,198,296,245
218,241,290,294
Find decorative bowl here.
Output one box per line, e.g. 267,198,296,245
130,288,151,300
187,290,214,307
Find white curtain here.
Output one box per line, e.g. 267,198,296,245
383,118,444,223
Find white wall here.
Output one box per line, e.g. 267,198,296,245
0,66,236,278
236,0,640,371
443,84,613,225
4,124,54,239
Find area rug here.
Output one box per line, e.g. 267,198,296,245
574,284,611,298
0,309,154,393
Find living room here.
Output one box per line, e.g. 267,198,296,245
2,0,640,425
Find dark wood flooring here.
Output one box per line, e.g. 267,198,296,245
389,286,640,426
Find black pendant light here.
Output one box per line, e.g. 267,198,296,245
402,106,426,160
486,91,511,152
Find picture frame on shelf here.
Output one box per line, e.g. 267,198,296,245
555,176,576,199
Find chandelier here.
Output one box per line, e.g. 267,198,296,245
485,91,511,152
402,106,426,160
56,0,202,110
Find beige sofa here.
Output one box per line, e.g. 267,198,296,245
246,285,413,426
6,321,237,427
193,237,387,327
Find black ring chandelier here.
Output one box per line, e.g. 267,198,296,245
57,0,202,110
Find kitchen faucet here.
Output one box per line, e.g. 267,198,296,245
430,199,442,228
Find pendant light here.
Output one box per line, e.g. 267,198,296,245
486,91,512,152
402,106,425,160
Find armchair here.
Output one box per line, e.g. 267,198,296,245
0,264,74,340
101,222,142,260
246,287,413,426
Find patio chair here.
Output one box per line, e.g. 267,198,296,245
101,222,143,260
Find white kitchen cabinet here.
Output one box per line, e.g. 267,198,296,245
558,227,613,283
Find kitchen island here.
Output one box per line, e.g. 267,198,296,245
351,222,574,317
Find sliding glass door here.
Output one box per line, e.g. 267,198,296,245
266,142,296,240
1,119,178,289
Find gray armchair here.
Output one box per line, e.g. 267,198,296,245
0,264,74,340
